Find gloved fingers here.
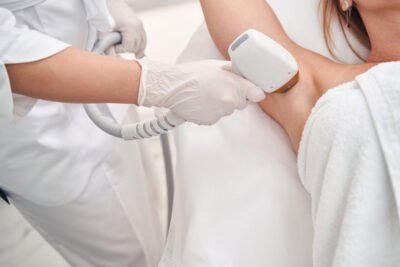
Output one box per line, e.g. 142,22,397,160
105,46,118,57
240,78,265,103
235,95,248,110
191,117,220,126
171,107,221,126
219,107,236,117
192,119,220,126
171,98,227,126
198,115,221,126
142,31,147,48
217,90,246,112
133,31,147,57
190,107,232,125
136,50,146,60
222,62,265,103
115,41,131,54
114,33,137,53
133,38,142,57
115,32,147,57
211,103,238,123
135,32,147,59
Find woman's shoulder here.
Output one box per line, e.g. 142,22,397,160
301,61,400,148
359,61,400,87
297,61,400,185
311,81,365,122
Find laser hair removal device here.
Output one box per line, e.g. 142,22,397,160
84,30,298,140
229,29,299,93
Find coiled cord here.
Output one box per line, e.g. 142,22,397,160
84,32,185,140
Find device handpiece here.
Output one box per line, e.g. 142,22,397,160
229,29,299,94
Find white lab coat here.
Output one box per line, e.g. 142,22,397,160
0,1,163,266
0,201,70,267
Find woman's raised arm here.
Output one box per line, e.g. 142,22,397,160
200,0,348,152
199,0,347,92
200,0,296,58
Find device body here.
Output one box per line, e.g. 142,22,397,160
229,29,299,93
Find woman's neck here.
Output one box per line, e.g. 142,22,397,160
361,8,400,63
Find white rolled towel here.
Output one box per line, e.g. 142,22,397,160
298,62,400,267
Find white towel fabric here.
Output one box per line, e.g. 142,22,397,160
298,62,400,267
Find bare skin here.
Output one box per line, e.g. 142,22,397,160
200,0,400,152
6,47,142,104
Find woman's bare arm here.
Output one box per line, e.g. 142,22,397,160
200,0,295,58
200,0,346,152
201,0,376,152
6,47,141,104
200,0,346,92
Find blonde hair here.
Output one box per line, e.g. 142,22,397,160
320,0,370,60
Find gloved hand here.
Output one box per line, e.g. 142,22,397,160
137,58,265,125
106,0,146,57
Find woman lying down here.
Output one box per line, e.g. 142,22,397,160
200,0,400,265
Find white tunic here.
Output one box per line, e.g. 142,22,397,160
0,1,163,266
0,0,113,205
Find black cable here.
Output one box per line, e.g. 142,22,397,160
0,188,10,205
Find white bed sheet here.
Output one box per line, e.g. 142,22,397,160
160,0,366,266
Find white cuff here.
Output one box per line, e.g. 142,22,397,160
12,94,37,119
136,58,148,106
0,64,13,121
0,64,38,121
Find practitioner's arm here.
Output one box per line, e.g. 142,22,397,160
6,47,266,126
1,6,264,126
7,47,141,104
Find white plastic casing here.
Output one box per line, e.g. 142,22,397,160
229,29,299,93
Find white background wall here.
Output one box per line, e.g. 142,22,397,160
127,0,196,12
135,0,203,63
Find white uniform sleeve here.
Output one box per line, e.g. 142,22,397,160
0,8,69,120
82,0,115,33
0,64,13,120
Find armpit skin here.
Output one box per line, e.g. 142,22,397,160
199,0,376,153
258,68,320,153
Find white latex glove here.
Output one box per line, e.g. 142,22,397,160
137,58,265,125
106,0,146,57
